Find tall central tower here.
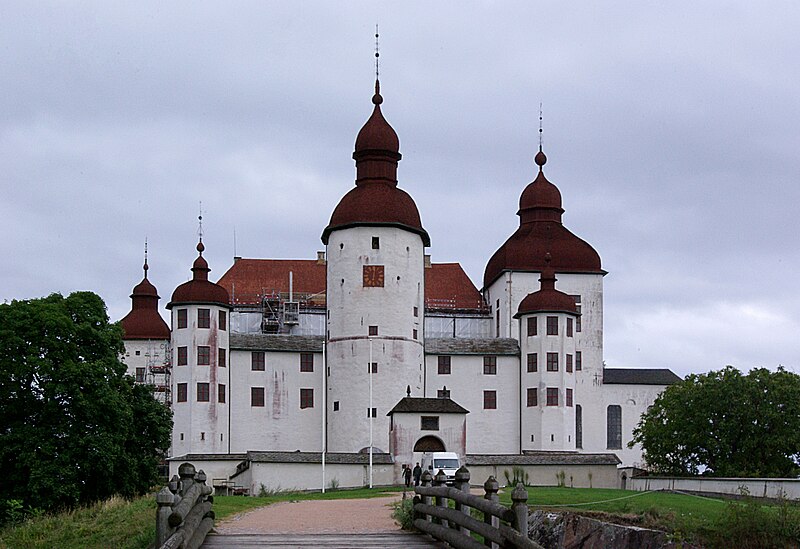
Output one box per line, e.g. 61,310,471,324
322,80,430,453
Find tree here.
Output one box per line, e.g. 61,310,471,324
0,292,172,512
630,366,800,477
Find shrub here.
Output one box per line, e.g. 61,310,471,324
503,466,529,487
706,489,800,549
392,497,415,530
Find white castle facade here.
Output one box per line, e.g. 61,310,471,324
119,80,679,491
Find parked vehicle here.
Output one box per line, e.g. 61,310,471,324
421,451,461,484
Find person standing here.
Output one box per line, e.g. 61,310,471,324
413,462,422,486
403,464,412,488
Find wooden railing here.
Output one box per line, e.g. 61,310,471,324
155,463,214,549
413,466,543,549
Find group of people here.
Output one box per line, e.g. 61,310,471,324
401,462,423,487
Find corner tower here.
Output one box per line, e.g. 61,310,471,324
323,80,429,453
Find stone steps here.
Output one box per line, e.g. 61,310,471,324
201,532,447,548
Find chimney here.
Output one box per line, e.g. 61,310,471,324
424,254,432,268
317,251,326,265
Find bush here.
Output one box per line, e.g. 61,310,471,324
392,497,415,530
706,490,800,549
503,466,529,487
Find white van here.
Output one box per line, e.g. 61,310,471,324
421,452,461,484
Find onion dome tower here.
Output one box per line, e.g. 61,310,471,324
120,253,170,340
515,254,580,452
323,75,428,455
168,238,231,456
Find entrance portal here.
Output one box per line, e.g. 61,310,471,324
414,435,445,452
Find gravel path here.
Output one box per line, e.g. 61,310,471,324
214,493,406,534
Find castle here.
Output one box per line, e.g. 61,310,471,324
119,78,679,491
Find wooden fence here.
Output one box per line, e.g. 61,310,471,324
155,462,215,549
413,466,543,549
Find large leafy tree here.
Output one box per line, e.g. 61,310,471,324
0,292,172,511
631,366,800,477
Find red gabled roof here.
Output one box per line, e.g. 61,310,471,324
216,258,486,312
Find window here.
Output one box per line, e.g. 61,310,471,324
576,351,582,371
197,382,210,402
219,348,226,368
371,236,380,249
368,362,378,374
495,299,500,337
135,350,140,356
300,388,314,409
527,317,537,336
198,308,210,329
576,405,583,448
197,346,210,366
135,367,145,382
421,416,439,430
566,354,573,373
607,405,622,449
483,356,497,375
251,351,265,371
567,318,573,337
413,306,418,317
413,328,418,340
368,325,378,336
546,353,558,372
438,356,451,375
333,401,339,411
546,388,559,406
177,346,187,366
218,384,226,403
367,407,377,418
175,383,187,402
437,388,450,398
566,388,573,407
300,353,314,372
219,310,227,331
177,309,187,329
483,390,497,410
527,353,538,373
571,296,582,332
527,388,538,407
251,387,265,407
547,316,558,335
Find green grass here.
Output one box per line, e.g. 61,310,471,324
0,486,406,549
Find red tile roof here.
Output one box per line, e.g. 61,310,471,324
216,259,486,311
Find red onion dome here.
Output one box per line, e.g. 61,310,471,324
515,254,579,317
120,259,170,339
167,240,230,308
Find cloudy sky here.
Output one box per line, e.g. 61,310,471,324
3,2,799,378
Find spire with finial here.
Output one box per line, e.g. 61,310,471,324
143,238,149,279
535,103,547,170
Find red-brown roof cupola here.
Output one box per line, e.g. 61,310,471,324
120,249,170,340
167,239,231,309
515,253,579,317
322,79,430,246
483,147,602,288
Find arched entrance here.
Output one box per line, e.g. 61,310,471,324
414,435,445,452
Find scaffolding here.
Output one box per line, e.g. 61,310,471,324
145,340,172,406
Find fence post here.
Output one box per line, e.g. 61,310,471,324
454,465,471,535
178,462,197,496
483,476,499,549
168,474,180,495
421,470,433,522
433,470,449,528
156,486,175,547
511,482,529,538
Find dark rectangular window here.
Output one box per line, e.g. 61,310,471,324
300,388,314,409
371,236,380,249
571,296,582,332
251,387,265,407
437,388,450,398
219,310,227,331
483,356,497,375
135,367,145,382
576,405,583,449
566,388,574,407
576,351,582,371
567,318,573,337
421,416,439,430
177,383,187,402
483,390,497,410
197,346,210,366
367,407,377,418
546,352,558,372
177,346,187,366
566,354,573,373
300,353,314,372
219,348,226,368
413,328,418,340
251,351,265,371
218,384,226,403
333,401,339,411
196,382,210,402
177,309,188,329
527,317,537,336
368,325,378,336
546,388,559,406
607,405,622,449
438,356,451,375
547,316,558,335
368,362,378,374
527,388,538,407
198,308,210,329
413,306,418,317
527,353,538,373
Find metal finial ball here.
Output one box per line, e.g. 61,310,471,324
375,52,379,57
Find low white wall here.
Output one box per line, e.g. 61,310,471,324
629,477,800,500
248,462,394,493
466,464,619,489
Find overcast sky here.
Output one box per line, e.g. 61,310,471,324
3,2,799,378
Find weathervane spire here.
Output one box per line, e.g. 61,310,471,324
375,24,380,80
538,102,543,152
143,238,149,278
